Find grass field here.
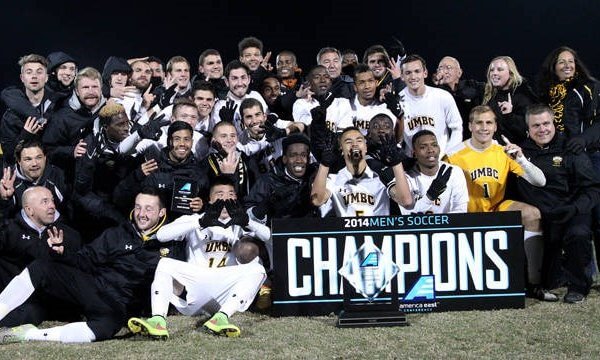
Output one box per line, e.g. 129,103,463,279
2,285,599,360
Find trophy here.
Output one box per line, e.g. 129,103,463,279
337,237,407,327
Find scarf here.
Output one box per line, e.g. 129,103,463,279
548,77,573,133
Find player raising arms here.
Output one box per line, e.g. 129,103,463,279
311,127,412,217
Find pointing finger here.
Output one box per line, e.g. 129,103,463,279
501,134,512,145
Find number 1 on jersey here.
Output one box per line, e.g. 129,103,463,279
483,183,491,198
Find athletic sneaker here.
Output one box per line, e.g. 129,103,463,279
526,286,559,302
255,285,272,311
564,291,585,304
128,315,169,339
203,312,240,337
0,324,37,344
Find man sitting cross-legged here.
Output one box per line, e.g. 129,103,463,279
128,176,269,339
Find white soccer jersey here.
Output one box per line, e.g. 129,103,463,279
292,97,353,132
350,96,397,135
400,86,463,157
211,90,269,133
320,166,390,217
398,161,469,214
116,92,147,124
156,213,271,268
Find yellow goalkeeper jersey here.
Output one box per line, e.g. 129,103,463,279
445,141,524,212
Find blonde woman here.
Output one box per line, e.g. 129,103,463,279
482,56,537,145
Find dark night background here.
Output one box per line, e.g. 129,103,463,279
1,0,599,89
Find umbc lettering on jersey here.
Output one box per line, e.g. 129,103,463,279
470,167,499,181
342,192,375,206
325,120,336,132
271,212,524,316
353,118,370,132
205,241,231,253
407,116,435,131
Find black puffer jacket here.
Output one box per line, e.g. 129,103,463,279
114,147,209,215
0,86,59,165
0,212,81,289
0,163,68,219
244,159,317,221
41,92,105,178
518,134,600,215
57,219,183,312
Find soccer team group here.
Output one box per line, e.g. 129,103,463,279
0,35,598,343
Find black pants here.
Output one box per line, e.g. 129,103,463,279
544,214,594,295
0,293,82,327
26,259,127,341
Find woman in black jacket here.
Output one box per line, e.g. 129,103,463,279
482,56,538,145
536,46,597,139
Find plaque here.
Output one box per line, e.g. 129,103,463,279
171,179,198,214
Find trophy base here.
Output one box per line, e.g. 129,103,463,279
336,310,408,328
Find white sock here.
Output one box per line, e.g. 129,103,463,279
524,230,542,240
524,232,544,285
0,269,35,321
26,322,96,343
151,267,173,319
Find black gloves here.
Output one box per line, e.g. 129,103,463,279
383,91,404,118
566,136,586,154
379,166,395,187
224,199,249,227
84,132,104,161
263,114,286,142
426,164,453,201
316,92,335,110
158,84,177,109
547,204,577,224
379,134,405,167
387,36,406,60
219,100,238,123
310,92,334,126
319,132,339,168
211,140,228,158
138,113,169,140
199,199,226,228
199,199,248,228
310,105,327,128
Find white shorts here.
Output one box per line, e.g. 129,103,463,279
156,257,266,316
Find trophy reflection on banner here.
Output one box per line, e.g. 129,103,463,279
337,237,407,327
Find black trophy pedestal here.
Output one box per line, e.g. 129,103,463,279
336,310,408,328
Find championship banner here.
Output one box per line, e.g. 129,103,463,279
271,212,524,316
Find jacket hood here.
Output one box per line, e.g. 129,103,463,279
68,90,106,114
47,51,77,73
102,56,132,84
